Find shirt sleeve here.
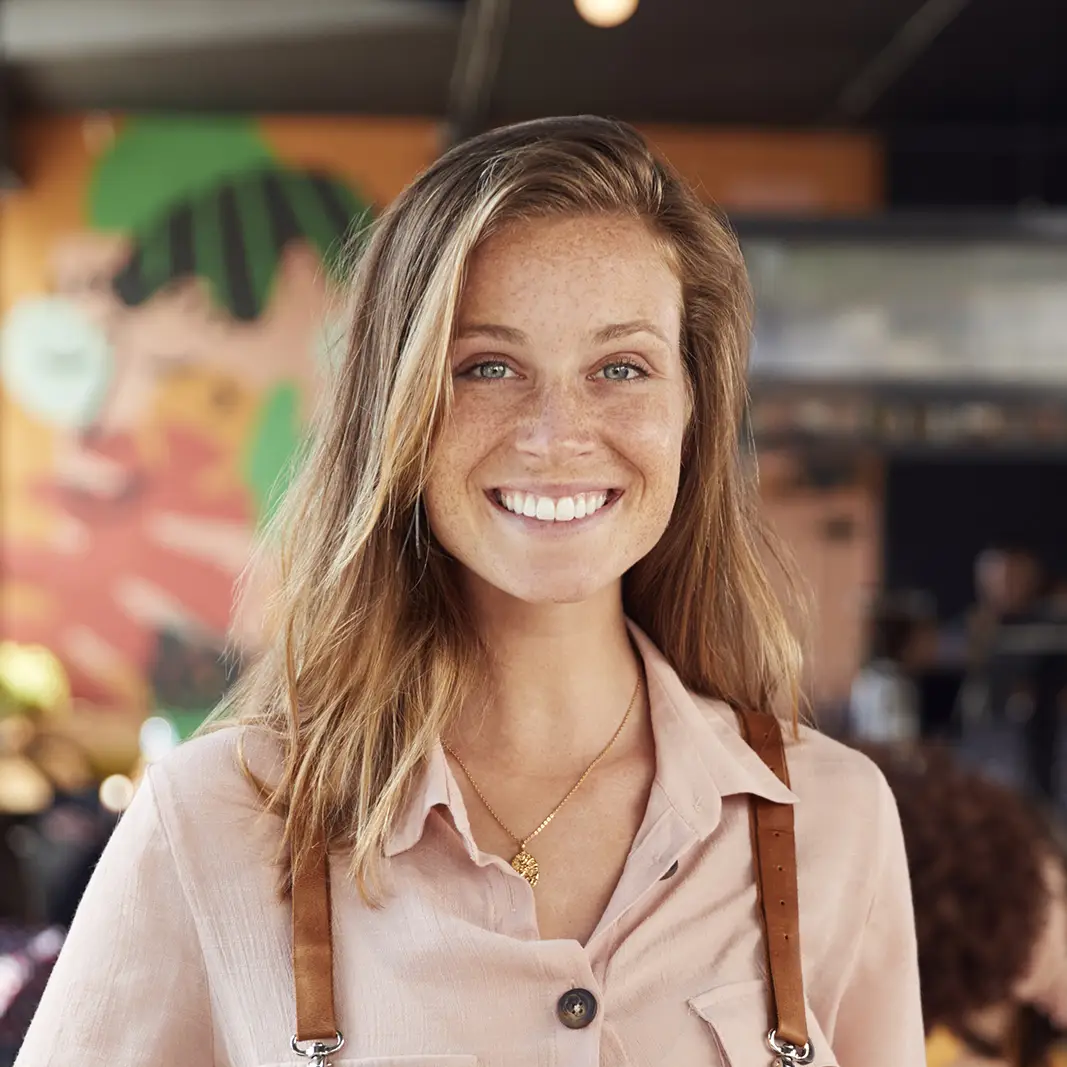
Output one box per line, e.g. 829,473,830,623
829,771,927,1067
15,766,213,1066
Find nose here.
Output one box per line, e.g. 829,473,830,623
514,381,595,462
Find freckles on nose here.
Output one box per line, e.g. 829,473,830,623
515,387,594,451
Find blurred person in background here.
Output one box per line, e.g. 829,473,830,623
956,546,1044,729
849,592,937,745
970,549,1043,668
866,744,1067,1067
15,117,924,1067
1003,570,1067,810
958,548,1067,808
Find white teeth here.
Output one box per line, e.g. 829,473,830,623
497,490,612,523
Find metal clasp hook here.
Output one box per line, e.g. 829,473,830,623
768,1028,815,1067
291,1031,345,1067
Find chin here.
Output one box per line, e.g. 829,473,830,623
466,561,621,608
513,582,608,606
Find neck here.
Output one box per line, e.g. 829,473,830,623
450,578,646,772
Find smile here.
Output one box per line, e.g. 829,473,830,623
491,488,620,523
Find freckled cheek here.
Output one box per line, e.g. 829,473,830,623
427,398,516,494
612,398,687,480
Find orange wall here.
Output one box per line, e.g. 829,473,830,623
640,125,884,214
757,452,884,713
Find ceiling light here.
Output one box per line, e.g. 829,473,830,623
575,0,639,29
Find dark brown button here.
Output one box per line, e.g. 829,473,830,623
557,988,598,1029
659,860,679,880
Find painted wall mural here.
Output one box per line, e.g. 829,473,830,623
0,115,437,720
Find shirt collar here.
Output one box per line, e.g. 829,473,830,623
384,619,797,859
626,619,797,842
383,739,458,858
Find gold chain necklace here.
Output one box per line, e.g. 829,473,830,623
443,674,642,889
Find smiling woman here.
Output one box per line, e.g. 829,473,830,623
426,214,689,606
15,117,925,1067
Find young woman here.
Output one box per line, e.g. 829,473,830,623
16,116,924,1067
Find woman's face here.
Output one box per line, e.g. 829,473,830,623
423,213,689,606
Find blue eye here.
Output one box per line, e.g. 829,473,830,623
464,360,511,379
599,362,646,381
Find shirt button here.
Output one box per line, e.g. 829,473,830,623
557,988,598,1029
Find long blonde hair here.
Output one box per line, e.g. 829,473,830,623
220,116,804,898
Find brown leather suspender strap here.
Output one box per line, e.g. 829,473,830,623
289,714,808,1063
291,838,342,1057
737,708,810,1053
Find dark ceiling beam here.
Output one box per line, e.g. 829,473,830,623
829,0,974,122
445,0,512,146
887,124,1067,150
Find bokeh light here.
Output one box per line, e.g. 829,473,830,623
574,0,639,29
138,716,180,764
98,774,135,813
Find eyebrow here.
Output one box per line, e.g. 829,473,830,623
455,322,528,345
591,319,672,347
455,319,673,347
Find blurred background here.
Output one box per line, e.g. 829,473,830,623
0,0,1066,1063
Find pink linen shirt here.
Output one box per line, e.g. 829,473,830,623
17,625,927,1067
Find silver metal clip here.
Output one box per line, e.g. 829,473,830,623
291,1031,345,1067
768,1028,815,1067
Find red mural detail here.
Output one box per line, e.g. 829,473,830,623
5,427,253,709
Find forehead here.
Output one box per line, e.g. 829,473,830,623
459,215,682,335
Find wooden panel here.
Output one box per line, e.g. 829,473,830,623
639,125,884,214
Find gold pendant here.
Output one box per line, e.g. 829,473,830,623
510,848,539,887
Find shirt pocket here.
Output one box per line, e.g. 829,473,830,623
689,979,838,1067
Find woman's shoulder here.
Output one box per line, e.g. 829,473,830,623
791,721,888,789
781,724,906,878
700,698,899,845
128,727,290,948
789,722,896,821
703,697,893,812
147,724,285,841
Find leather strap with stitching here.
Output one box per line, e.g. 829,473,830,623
737,708,809,1050
292,837,338,1044
290,713,808,1052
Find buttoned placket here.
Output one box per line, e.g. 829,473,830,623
378,618,798,1066
441,746,723,1067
